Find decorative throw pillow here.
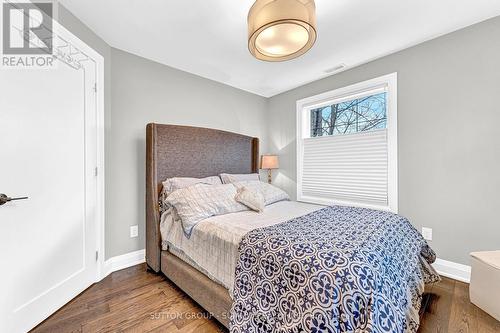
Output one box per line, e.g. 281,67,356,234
220,173,260,184
160,176,222,212
165,183,249,237
235,186,265,212
232,180,290,206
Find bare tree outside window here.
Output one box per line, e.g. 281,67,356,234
310,92,387,137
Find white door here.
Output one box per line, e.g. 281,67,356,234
0,25,103,333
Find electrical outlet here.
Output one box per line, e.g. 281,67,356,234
130,225,138,238
421,227,432,241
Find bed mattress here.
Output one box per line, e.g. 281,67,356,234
160,200,321,294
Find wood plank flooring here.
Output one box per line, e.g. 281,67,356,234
31,264,500,333
419,275,500,333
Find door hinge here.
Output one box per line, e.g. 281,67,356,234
93,83,97,93
94,167,98,177
96,251,99,261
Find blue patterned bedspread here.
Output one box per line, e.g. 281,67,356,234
230,206,440,333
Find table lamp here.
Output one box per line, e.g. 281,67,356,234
260,155,279,184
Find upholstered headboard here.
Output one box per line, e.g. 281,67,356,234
145,123,259,272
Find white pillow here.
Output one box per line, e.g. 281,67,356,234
220,173,260,184
165,183,249,237
232,180,289,206
160,176,222,212
162,176,222,195
235,186,265,212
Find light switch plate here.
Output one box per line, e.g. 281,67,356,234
421,227,432,241
130,225,138,238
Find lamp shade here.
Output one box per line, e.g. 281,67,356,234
260,155,279,169
248,0,317,62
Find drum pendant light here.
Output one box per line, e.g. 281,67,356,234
248,0,317,62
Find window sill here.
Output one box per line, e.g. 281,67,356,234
297,195,397,214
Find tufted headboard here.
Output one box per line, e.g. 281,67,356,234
145,123,259,272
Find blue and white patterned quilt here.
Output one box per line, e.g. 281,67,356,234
230,205,440,333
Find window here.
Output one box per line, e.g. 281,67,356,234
310,92,387,137
296,73,398,212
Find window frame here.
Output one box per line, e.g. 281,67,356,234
296,72,398,213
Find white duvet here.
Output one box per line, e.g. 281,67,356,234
160,200,322,295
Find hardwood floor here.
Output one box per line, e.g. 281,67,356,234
419,276,500,333
31,264,500,333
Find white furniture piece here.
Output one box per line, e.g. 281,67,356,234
469,251,500,321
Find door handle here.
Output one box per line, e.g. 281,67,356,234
0,193,28,206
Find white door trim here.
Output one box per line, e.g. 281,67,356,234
53,20,106,283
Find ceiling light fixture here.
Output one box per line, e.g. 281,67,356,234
248,0,317,62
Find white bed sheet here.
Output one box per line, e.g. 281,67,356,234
160,200,322,295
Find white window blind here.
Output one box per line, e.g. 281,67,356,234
301,129,388,206
296,73,398,212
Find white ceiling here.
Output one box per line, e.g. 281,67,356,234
60,0,500,97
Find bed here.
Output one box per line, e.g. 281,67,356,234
146,123,259,327
146,123,440,332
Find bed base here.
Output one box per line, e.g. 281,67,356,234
159,251,232,328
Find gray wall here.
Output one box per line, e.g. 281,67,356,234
107,49,268,258
267,16,500,265
58,6,268,259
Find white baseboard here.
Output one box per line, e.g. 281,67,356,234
98,251,470,285
433,258,471,283
101,249,145,279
